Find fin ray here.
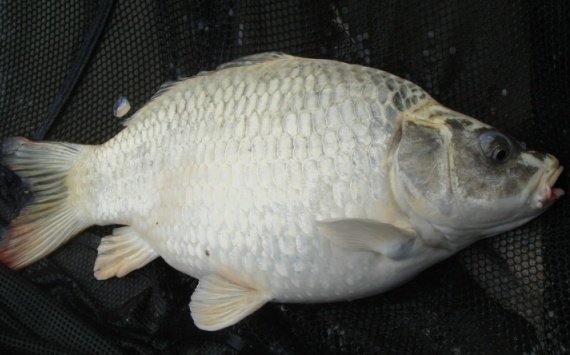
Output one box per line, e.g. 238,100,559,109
94,226,158,280
318,218,418,260
215,51,290,70
0,137,90,269
190,274,269,331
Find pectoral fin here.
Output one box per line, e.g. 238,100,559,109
94,226,158,280
190,274,270,331
318,219,418,260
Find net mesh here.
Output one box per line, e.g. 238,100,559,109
1,0,568,353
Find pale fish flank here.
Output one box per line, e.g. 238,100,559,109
0,53,564,331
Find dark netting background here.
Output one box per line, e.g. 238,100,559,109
0,0,569,354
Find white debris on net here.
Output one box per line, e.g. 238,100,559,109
238,23,244,46
113,96,131,118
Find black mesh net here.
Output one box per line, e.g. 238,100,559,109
1,0,569,354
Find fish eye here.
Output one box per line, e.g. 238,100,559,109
479,131,514,164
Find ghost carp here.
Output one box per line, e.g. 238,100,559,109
1,53,564,330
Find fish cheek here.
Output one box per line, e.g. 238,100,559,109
452,145,501,199
450,139,537,200
395,121,453,215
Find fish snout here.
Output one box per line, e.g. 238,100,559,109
534,156,564,209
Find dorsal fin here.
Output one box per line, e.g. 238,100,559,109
121,80,183,127
215,51,291,70
123,52,292,127
191,52,291,78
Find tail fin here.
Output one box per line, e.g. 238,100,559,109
0,137,90,269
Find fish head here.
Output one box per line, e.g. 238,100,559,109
390,105,564,246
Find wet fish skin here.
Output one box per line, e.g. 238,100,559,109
79,53,429,299
0,53,563,331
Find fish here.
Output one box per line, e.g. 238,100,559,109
0,52,564,331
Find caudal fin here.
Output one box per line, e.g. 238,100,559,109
0,137,90,269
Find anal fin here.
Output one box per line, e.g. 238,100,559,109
94,226,158,280
190,274,269,331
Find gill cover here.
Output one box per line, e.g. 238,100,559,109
394,120,454,221
393,107,560,240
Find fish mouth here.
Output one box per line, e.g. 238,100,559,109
535,164,565,209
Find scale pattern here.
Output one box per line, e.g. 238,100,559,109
78,55,430,301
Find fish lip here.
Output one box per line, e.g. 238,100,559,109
535,165,565,209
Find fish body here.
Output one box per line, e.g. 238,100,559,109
80,54,438,301
1,53,564,331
